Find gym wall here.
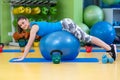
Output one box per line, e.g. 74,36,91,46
0,0,12,43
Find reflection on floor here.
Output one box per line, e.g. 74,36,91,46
0,46,120,80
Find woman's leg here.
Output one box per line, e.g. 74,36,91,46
91,36,111,50
91,36,117,61
61,18,91,43
61,18,117,60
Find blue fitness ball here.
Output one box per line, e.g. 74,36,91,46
40,31,80,60
90,21,116,44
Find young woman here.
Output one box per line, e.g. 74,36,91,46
13,15,117,61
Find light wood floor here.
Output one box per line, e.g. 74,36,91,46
0,46,120,80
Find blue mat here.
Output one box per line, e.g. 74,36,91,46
2,49,120,53
80,49,120,52
2,49,34,52
9,58,99,63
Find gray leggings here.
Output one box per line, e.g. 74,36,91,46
61,18,92,43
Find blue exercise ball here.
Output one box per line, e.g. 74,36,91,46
90,21,116,44
40,31,80,60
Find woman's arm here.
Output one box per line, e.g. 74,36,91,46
14,25,39,61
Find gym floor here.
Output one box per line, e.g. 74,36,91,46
0,46,120,80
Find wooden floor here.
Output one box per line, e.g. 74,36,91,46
0,46,120,80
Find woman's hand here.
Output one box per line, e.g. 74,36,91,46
13,56,25,61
